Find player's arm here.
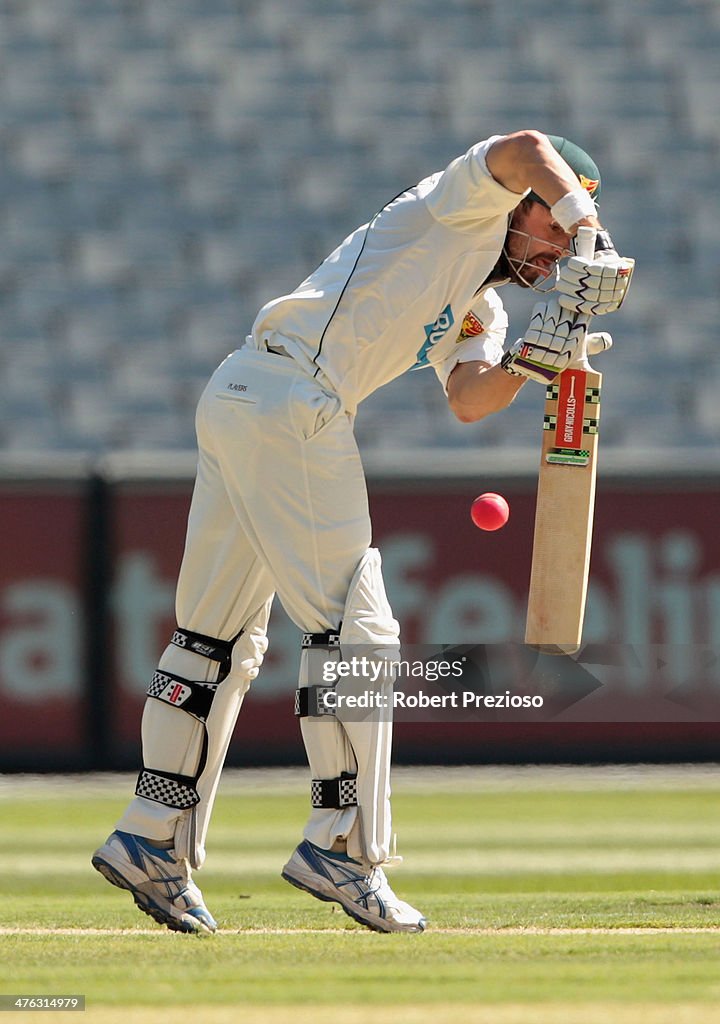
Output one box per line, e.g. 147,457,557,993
447,360,525,423
447,297,586,422
485,130,601,230
487,131,635,313
448,299,614,422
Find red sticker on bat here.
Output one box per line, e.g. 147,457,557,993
555,369,586,450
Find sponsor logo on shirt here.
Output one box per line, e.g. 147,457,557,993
413,304,455,369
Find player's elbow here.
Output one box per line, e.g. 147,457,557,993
494,129,549,166
447,395,490,424
451,408,478,424
449,384,524,423
447,362,505,422
515,128,549,152
487,130,553,195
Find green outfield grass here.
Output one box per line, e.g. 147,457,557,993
2,766,720,1023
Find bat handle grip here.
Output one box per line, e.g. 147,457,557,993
575,225,596,260
570,226,597,369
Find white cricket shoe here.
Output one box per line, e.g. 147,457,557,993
91,830,217,935
281,840,426,933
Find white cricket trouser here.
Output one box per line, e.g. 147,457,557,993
188,341,379,851
117,338,381,850
180,342,371,636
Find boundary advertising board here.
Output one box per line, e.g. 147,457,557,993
2,463,720,768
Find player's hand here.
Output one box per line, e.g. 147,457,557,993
501,297,591,384
556,232,635,315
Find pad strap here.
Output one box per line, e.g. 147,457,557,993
146,671,219,724
135,768,200,809
295,686,337,717
297,631,341,716
301,629,341,649
311,772,358,809
171,627,234,674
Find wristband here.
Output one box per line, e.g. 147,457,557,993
550,189,597,232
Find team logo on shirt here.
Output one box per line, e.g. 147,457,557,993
413,304,455,369
457,310,485,342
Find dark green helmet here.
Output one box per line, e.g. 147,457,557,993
528,135,601,207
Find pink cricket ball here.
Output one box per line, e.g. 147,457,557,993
470,492,510,532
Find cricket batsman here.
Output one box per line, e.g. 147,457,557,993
93,130,634,933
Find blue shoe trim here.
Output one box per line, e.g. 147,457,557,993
283,842,426,933
295,841,388,918
114,830,175,867
92,853,214,934
187,906,218,930
94,831,215,933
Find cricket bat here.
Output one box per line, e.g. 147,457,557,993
525,226,599,655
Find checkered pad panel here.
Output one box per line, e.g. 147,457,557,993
146,671,218,722
294,686,337,717
147,672,172,699
311,773,358,809
135,769,200,809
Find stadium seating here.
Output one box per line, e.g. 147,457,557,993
0,0,716,456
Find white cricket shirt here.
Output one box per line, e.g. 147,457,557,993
251,135,526,412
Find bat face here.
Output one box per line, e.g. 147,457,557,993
525,364,602,655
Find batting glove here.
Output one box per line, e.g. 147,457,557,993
556,230,635,316
501,297,604,384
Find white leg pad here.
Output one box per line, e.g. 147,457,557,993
116,599,271,869
301,548,399,866
299,645,358,852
